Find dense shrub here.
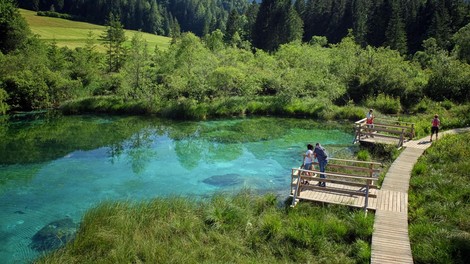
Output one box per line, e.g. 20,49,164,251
425,59,470,103
365,94,401,114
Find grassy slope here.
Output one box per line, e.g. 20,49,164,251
409,132,470,263
19,9,171,51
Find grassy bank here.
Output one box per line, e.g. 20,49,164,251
60,96,470,140
409,132,470,263
35,192,373,263
60,95,368,121
19,9,171,51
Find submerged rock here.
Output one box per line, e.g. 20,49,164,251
30,218,78,251
203,174,243,187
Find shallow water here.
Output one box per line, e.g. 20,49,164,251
0,113,355,263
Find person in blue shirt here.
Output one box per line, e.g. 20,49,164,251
314,143,328,187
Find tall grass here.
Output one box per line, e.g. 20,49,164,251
409,133,470,263
35,191,374,263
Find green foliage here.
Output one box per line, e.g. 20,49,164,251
60,96,157,115
0,88,9,114
453,22,470,64
356,150,370,161
252,0,303,51
100,13,127,73
332,104,365,121
37,10,73,20
365,93,401,115
120,32,155,100
362,143,398,163
0,0,31,53
2,3,470,119
409,133,470,264
425,57,470,103
343,44,426,109
36,192,374,263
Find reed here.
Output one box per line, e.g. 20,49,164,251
35,191,374,263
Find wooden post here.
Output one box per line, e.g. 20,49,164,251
364,163,373,214
364,180,369,215
398,128,405,147
291,170,301,207
353,123,359,144
411,123,415,139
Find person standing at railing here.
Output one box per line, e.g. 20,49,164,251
302,144,314,179
366,109,374,138
314,143,328,187
430,114,440,142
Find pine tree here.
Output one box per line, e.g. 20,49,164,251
385,0,408,54
225,9,240,44
352,0,370,47
252,0,303,51
101,13,127,73
243,0,259,42
294,0,306,20
0,0,31,54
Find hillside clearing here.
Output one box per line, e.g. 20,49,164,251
19,9,171,51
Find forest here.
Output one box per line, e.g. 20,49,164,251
1,0,470,118
14,0,470,53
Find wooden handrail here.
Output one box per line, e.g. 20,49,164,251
353,117,415,147
327,158,382,166
296,169,377,180
290,157,381,212
318,163,381,172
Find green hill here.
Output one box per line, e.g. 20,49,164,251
19,9,171,51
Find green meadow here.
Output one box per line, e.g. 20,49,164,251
19,9,171,51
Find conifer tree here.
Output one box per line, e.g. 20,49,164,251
352,0,370,47
0,0,31,54
101,13,127,73
385,0,408,55
243,0,259,42
252,0,303,51
225,9,240,44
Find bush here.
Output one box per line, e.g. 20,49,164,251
365,93,402,114
0,88,9,114
356,150,370,161
333,104,365,121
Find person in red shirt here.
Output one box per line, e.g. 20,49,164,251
366,109,374,138
430,114,440,142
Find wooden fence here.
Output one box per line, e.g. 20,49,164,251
290,158,382,212
353,118,415,148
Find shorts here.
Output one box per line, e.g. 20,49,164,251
303,163,312,170
431,126,439,134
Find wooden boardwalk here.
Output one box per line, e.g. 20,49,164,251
289,127,470,263
291,181,379,210
371,128,470,264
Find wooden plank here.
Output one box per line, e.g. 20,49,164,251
328,157,382,166
301,170,380,181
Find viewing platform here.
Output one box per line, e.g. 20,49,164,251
353,117,415,148
290,158,382,212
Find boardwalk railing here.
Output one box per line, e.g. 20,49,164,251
353,118,415,148
290,158,382,212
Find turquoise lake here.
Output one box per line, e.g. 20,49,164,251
0,112,356,263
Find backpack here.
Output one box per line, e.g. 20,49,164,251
316,146,328,160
